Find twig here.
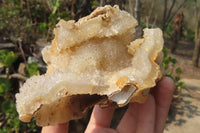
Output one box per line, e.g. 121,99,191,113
167,0,187,23
152,15,157,28
0,43,15,49
18,39,27,64
0,73,27,81
166,0,176,23
10,73,28,80
0,116,8,129
6,67,9,79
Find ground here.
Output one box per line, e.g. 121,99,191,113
164,39,200,133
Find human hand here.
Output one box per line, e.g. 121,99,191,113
42,76,175,133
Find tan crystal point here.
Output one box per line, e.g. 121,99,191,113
15,5,164,126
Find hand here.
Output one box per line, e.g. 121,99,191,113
42,76,175,133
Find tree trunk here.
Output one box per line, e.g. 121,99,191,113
193,1,200,67
167,0,187,24
148,0,156,22
193,38,200,67
128,0,134,16
134,0,140,24
162,0,168,31
162,0,187,31
166,0,176,22
99,0,104,6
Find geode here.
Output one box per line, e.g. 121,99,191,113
16,5,164,126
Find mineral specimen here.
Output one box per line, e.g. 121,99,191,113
16,5,164,126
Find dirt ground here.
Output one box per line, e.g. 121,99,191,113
164,39,200,133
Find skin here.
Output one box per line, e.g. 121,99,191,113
42,76,175,133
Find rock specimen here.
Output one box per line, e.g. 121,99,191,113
16,5,164,126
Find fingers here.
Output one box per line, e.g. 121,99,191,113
42,77,174,133
89,105,115,127
135,94,155,133
117,94,156,133
41,123,69,133
116,102,138,133
117,77,174,133
85,105,116,133
153,77,175,133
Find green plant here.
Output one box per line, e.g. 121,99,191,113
0,50,40,132
162,47,186,97
185,28,195,41
0,50,18,68
47,0,70,39
37,22,48,34
0,76,25,133
92,0,99,9
0,0,36,43
24,62,40,77
0,50,18,78
0,78,11,97
0,0,71,43
140,21,147,29
1,99,20,133
163,23,173,37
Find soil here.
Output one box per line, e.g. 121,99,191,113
164,39,200,133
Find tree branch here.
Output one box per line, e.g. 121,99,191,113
166,0,176,22
0,73,27,81
0,43,15,49
167,0,187,23
162,0,168,30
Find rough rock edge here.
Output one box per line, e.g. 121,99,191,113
15,5,164,126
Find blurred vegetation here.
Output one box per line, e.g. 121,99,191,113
162,47,186,97
0,0,197,132
0,50,41,132
0,50,18,68
0,0,197,44
0,0,71,44
24,62,40,77
163,23,173,38
184,28,195,41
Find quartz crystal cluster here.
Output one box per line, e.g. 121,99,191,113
16,5,164,126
